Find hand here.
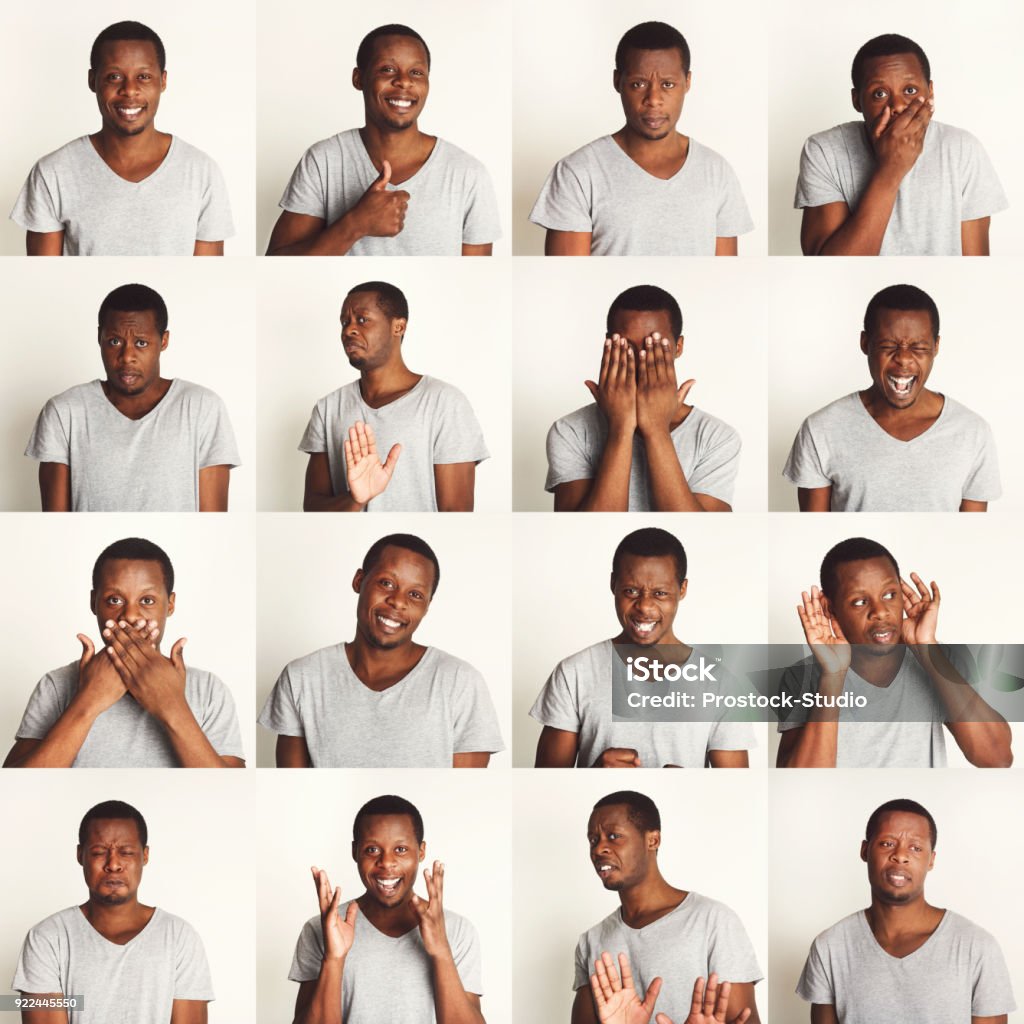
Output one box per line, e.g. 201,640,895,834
590,951,662,1024
869,96,933,182
102,619,189,722
797,586,851,676
585,336,637,436
900,573,940,646
655,974,751,1024
594,747,642,768
312,866,357,962
410,861,452,959
74,632,128,714
635,334,693,439
346,160,410,238
344,421,401,504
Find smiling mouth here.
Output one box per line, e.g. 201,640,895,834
375,613,405,631
114,105,145,119
374,877,402,896
386,98,415,110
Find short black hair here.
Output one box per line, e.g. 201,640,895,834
863,283,940,340
607,285,683,341
353,795,424,845
819,538,900,601
615,21,691,75
612,528,687,585
851,33,930,91
98,284,169,336
361,534,440,595
347,281,409,322
91,21,166,72
356,25,431,75
93,538,174,595
865,798,937,849
593,791,661,833
79,800,149,847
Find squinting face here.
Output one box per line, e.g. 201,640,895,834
824,556,902,654
355,35,430,132
612,553,687,646
353,814,425,908
77,818,149,906
352,546,434,650
615,47,691,141
89,39,166,136
91,558,174,646
861,308,939,410
853,52,933,124
587,805,656,892
860,811,935,905
340,292,404,372
98,309,168,398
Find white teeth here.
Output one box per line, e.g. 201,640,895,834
376,878,400,890
887,375,915,394
377,615,402,628
599,865,612,873
632,621,656,634
387,99,412,108
118,107,143,115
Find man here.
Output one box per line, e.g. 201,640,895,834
530,21,752,256
571,791,761,1024
3,537,245,768
259,533,503,767
797,799,1015,1022
267,23,500,256
796,33,1006,255
289,795,485,1023
300,281,488,512
546,285,740,512
778,537,1012,768
531,527,754,768
783,284,999,512
25,283,241,512
11,21,233,256
13,800,214,1023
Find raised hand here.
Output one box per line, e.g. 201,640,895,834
75,631,128,714
591,951,663,1024
102,618,189,722
797,586,851,675
593,747,642,768
312,866,357,961
655,974,751,1024
346,160,410,238
344,421,401,504
586,336,637,436
900,573,940,646
635,334,693,438
410,861,452,959
869,96,933,182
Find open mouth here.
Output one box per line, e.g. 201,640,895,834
374,877,402,896
886,374,916,397
385,97,415,110
883,870,910,886
375,613,406,633
629,618,659,639
114,105,145,120
868,627,899,644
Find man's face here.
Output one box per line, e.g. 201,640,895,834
860,811,935,905
353,813,425,908
587,804,657,892
77,817,149,905
354,35,430,132
822,556,902,654
611,553,687,646
98,309,168,398
340,291,405,372
89,39,166,136
91,558,174,644
607,308,683,376
352,546,434,650
860,308,939,410
614,47,691,141
852,52,933,125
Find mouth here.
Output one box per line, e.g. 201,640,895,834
883,869,910,886
885,374,917,398
116,371,143,388
373,876,402,897
594,861,616,878
628,618,660,640
385,96,416,111
374,612,407,634
868,626,899,645
113,105,145,121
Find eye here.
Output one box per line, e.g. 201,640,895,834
106,338,123,347
623,587,638,597
135,339,148,348
629,81,646,90
852,598,866,607
140,596,155,606
882,590,897,600
364,845,380,855
903,85,919,96
871,88,889,101
411,69,425,77
395,846,408,854
379,579,395,590
106,596,124,606
409,590,425,602
661,81,676,89
654,590,669,598
609,832,622,840
357,316,368,324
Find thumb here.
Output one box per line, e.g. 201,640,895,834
873,106,891,138
676,378,696,406
170,637,188,669
77,634,95,665
382,443,402,476
372,159,392,190
584,379,599,401
344,900,359,927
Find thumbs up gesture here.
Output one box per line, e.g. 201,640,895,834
347,160,410,239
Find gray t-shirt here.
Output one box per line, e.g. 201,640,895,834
279,129,501,255
794,120,1008,255
11,135,234,255
797,909,1015,1022
16,660,245,767
777,648,953,768
289,900,482,1023
25,379,241,512
546,403,741,509
782,392,1000,512
530,640,755,767
13,906,214,1024
574,894,762,1024
299,375,489,512
258,644,504,768
530,135,753,256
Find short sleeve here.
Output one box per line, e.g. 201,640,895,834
15,674,66,740
298,402,329,455
194,674,245,760
12,923,62,993
782,418,831,488
461,163,502,245
529,662,582,734
706,719,756,753
10,162,64,233
195,157,235,242
714,161,754,237
970,928,1017,1016
795,938,834,1004
288,917,325,983
959,132,1009,222
280,147,329,219
688,418,741,504
572,937,590,991
173,920,215,1000
432,386,489,465
197,392,241,469
25,399,71,464
448,915,483,995
706,904,763,982
258,667,305,737
545,417,594,491
529,159,594,232
961,420,1001,501
795,136,845,210
450,663,505,755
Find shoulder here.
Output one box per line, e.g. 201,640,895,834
168,137,220,169
577,906,623,946
810,910,863,950
418,375,469,402
313,381,360,408
551,137,615,171
942,910,1003,949
38,662,78,693
423,647,483,680
170,379,227,405
433,137,489,174
25,907,79,939
183,665,232,698
152,907,203,940
299,129,358,161
441,907,479,938
928,120,985,152
940,395,992,431
281,643,347,678
40,381,99,409
803,122,861,152
687,139,738,173
554,640,613,675
551,403,600,432
802,392,861,427
29,137,93,172
684,406,739,442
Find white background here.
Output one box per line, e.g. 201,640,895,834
0,515,257,764
0,770,256,1022
0,258,256,512
254,1,512,256
511,0,768,255
514,771,769,1022
768,0,1024,254
255,770,513,1024
253,257,512,512
256,515,512,767
512,258,769,511
770,771,1024,1022
0,0,255,256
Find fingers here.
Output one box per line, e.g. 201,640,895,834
591,954,613,1006
344,900,358,928
617,951,636,992
597,337,613,388
690,975,707,1015
872,105,892,139
829,616,848,643
584,379,599,402
357,420,378,457
712,977,732,1021
433,859,444,905
312,866,332,910
372,159,392,190
642,974,663,1011
381,444,402,477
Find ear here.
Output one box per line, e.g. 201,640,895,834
392,317,407,341
353,569,364,594
820,593,833,619
927,81,934,101
860,331,869,356
166,592,176,618
351,841,358,862
159,70,167,94
90,589,97,615
683,70,692,96
352,67,363,91
418,842,426,863
613,69,622,93
674,335,684,359
860,840,868,863
88,70,97,94
678,579,688,601
851,86,862,114
647,829,661,852
160,330,170,353
142,846,150,867
933,334,940,357
609,572,616,595
76,844,84,865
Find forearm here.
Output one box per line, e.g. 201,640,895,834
641,429,705,511
8,700,99,767
817,170,902,255
158,704,232,768
270,214,362,257
780,720,841,767
302,959,344,1024
431,954,485,1024
304,491,366,513
577,430,633,511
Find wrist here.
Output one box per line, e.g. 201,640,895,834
68,690,105,721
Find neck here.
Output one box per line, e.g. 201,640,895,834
93,123,164,158
102,377,170,418
347,634,424,676
617,869,684,921
849,644,904,685
357,892,419,932
358,362,419,405
81,895,147,926
861,385,941,421
614,127,686,159
359,122,427,159
866,893,935,934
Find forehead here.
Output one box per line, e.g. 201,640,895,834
614,552,679,585
365,546,435,590
608,307,676,341
588,804,639,834
366,34,429,67
834,556,898,593
95,558,167,592
868,308,935,342
355,813,418,844
860,52,928,85
619,46,687,76
871,811,932,843
82,817,143,846
343,291,384,315
100,308,161,334
94,38,161,69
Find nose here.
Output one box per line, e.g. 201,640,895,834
105,851,123,871
643,81,664,107
636,591,658,615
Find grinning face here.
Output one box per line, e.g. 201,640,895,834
352,546,434,650
354,35,430,132
587,804,658,892
861,308,939,410
611,553,687,646
614,47,691,141
77,818,149,906
860,810,935,905
98,309,168,398
853,52,933,126
823,556,902,655
89,39,166,137
353,813,425,908
91,558,174,647
340,291,405,372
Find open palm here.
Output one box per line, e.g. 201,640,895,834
591,952,662,1024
